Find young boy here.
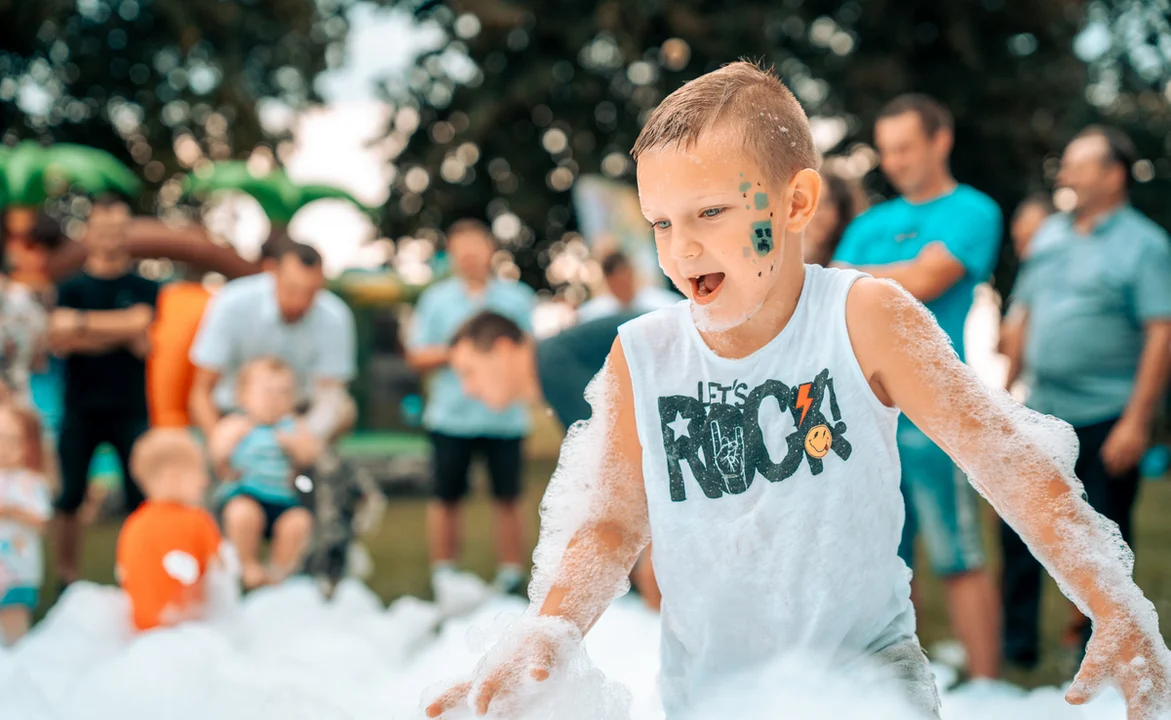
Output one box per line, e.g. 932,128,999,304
425,62,1170,718
209,357,317,589
117,428,222,631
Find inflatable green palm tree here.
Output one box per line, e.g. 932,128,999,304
183,161,377,227
0,140,141,207
2,141,142,287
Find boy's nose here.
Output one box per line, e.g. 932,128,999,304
668,231,702,261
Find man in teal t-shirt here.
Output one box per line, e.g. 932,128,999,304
833,95,1003,680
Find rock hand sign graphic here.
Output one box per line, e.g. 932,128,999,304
656,368,851,502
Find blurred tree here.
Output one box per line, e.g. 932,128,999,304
381,0,1171,294
0,0,355,214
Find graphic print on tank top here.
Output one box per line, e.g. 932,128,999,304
657,368,851,502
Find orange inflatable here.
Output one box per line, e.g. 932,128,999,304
148,282,213,428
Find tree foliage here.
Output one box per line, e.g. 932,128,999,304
382,0,1171,292
0,0,354,213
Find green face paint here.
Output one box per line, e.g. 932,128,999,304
751,221,774,255
754,192,769,210
739,181,752,192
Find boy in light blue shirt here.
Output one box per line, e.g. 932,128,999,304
209,357,318,589
407,219,536,600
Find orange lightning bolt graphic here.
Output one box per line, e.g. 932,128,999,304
796,383,813,425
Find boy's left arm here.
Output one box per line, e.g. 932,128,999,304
848,278,1170,717
277,418,325,469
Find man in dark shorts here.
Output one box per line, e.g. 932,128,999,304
48,197,159,589
448,309,661,608
406,220,535,597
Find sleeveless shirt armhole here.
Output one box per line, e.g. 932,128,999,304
615,318,654,461
834,271,902,418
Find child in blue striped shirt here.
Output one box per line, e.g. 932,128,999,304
209,357,318,589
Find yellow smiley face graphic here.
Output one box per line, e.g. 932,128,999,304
804,424,832,459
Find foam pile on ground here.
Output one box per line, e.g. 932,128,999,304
0,578,1138,719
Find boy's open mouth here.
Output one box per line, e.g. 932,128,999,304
690,272,725,305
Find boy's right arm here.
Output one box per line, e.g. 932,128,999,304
208,415,252,477
426,337,650,718
531,338,650,632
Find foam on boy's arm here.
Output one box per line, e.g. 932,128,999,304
861,280,1170,705
525,340,651,636
869,284,1139,617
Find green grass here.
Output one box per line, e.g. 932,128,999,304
43,458,1171,690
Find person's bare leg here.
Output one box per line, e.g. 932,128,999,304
269,507,314,583
944,569,1002,679
223,496,267,589
493,500,523,567
632,545,662,611
0,606,31,646
54,511,83,585
427,501,461,565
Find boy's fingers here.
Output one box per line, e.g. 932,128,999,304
530,640,556,680
424,681,472,718
473,676,500,716
1066,652,1107,705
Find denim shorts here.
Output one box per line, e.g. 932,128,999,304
897,420,987,576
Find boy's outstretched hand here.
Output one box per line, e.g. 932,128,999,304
1066,614,1171,720
424,617,576,718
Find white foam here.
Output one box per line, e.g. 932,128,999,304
0,579,1152,719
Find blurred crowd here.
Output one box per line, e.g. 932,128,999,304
0,91,1168,698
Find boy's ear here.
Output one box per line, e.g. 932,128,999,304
783,169,823,233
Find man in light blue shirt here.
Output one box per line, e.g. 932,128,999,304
190,243,357,438
407,219,536,597
190,243,358,587
1002,126,1171,663
834,94,1003,681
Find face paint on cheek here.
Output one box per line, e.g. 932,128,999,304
751,221,774,256
754,193,769,210
739,181,752,192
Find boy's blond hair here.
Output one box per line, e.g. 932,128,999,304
130,428,202,484
631,60,818,187
236,356,294,398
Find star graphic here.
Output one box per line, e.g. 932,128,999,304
667,412,691,440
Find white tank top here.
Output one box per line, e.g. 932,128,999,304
617,265,915,713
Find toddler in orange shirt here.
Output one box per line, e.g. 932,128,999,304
116,428,222,631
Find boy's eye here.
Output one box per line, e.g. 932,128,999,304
653,220,671,231
701,207,724,218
